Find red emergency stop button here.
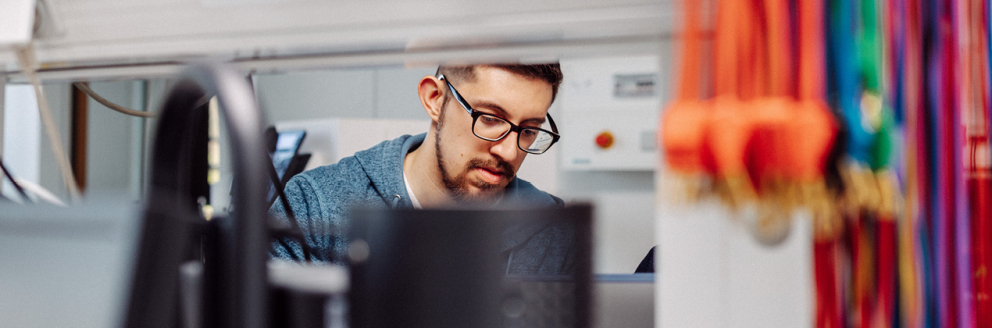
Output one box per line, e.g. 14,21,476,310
595,131,614,149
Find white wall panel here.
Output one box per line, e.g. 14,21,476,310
657,198,814,328
2,82,73,202
2,84,41,187
86,81,138,195
592,191,655,273
375,67,437,120
255,69,376,122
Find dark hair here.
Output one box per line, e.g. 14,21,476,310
436,63,564,103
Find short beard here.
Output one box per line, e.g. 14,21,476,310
434,108,515,202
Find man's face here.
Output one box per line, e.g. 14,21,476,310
434,67,554,201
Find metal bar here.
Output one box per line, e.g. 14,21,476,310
4,35,667,83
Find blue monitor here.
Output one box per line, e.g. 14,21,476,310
267,129,307,203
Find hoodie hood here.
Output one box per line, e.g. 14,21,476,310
353,133,423,209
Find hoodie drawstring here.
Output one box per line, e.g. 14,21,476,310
390,194,401,208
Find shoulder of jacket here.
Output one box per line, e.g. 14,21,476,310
509,178,563,207
292,157,369,190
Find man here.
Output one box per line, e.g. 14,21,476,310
271,63,575,274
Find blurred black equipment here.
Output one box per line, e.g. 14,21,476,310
125,63,270,328
0,157,31,202
348,204,593,328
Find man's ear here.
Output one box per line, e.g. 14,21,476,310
418,76,445,123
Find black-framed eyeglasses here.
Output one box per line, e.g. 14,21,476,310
438,74,561,154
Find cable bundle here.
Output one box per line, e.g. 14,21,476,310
661,0,992,327
661,0,838,244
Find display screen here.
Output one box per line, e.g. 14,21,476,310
268,130,306,202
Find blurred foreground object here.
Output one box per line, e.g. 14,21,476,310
660,0,992,327
349,205,593,328
660,0,838,245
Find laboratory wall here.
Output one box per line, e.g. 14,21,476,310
2,82,72,202
2,84,41,198
255,67,430,122
1,79,168,203
555,54,667,273
84,81,147,199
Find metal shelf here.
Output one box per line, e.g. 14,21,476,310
1,0,673,81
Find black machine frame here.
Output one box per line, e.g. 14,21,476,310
124,63,270,328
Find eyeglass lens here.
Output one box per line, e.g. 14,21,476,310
473,114,555,153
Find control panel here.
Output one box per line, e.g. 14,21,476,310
558,55,662,171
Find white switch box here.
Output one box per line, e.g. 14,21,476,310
558,55,662,171
559,108,658,171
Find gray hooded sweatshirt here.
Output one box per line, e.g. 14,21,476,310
270,133,577,274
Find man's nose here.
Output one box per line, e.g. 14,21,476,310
490,131,520,162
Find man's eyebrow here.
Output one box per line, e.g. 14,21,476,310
472,101,509,116
520,117,546,126
472,101,546,125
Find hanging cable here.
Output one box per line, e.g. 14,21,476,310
15,45,81,203
267,158,313,262
0,157,32,203
73,82,157,118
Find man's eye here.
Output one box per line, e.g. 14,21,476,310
521,129,538,137
481,116,503,124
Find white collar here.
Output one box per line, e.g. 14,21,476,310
403,171,422,209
